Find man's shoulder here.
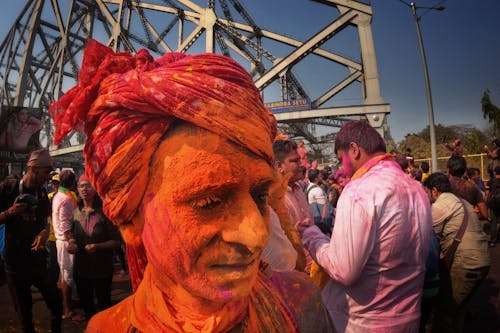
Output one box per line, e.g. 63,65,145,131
269,270,334,333
435,192,460,207
53,191,71,202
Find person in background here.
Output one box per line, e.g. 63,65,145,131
445,138,463,157
0,174,19,287
51,169,78,320
333,168,349,189
423,172,490,333
410,168,423,182
420,161,430,183
298,120,432,333
273,139,311,273
405,148,415,169
297,165,309,192
447,156,488,220
68,175,120,319
306,169,328,206
484,139,500,180
0,149,62,333
467,167,486,194
396,154,412,174
47,173,60,289
485,165,500,247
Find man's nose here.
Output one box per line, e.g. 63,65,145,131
220,195,269,252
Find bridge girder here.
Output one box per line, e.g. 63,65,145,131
0,0,390,162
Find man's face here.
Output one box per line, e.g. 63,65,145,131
279,149,302,184
336,150,355,178
33,167,53,186
424,187,437,204
17,108,28,123
470,171,479,182
77,181,95,201
141,123,273,305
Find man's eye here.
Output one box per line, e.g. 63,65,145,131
192,196,222,210
252,192,269,211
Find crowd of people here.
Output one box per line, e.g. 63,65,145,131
0,149,124,332
0,39,497,333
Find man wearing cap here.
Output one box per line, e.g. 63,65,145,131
0,148,62,333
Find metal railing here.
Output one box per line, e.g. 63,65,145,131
414,153,489,180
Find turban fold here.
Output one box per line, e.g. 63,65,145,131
50,39,277,230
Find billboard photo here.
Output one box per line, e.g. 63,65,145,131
0,106,42,153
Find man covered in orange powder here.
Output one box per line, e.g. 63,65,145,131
49,39,333,333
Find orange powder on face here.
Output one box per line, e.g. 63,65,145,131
140,124,272,312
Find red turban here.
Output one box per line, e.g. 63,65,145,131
50,39,276,231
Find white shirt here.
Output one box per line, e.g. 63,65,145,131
261,207,297,271
306,183,327,205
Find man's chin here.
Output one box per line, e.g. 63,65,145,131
195,264,258,301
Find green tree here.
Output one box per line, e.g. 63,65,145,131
481,89,500,136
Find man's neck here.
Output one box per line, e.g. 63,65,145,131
354,151,386,173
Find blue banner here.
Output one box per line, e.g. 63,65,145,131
265,98,311,113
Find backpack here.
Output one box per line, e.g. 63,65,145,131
487,178,500,214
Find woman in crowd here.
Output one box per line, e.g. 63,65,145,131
68,175,120,319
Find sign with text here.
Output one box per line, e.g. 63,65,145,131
265,98,311,113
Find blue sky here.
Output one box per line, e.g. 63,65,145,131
1,0,499,143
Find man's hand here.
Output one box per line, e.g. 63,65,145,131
6,203,29,217
85,244,98,253
67,242,78,254
31,228,48,251
31,235,45,251
296,218,313,236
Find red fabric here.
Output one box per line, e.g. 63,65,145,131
78,174,90,184
50,39,276,226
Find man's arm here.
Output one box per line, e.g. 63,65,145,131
57,196,75,241
302,197,376,286
0,203,28,225
31,222,49,251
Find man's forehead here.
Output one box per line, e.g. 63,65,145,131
287,149,300,159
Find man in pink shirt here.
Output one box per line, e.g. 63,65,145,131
273,139,312,273
298,121,432,333
52,170,78,319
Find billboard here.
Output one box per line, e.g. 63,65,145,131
265,98,311,114
0,106,42,153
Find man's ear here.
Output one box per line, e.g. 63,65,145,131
349,142,361,160
274,160,283,173
431,187,439,199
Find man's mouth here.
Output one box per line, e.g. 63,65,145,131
209,258,256,273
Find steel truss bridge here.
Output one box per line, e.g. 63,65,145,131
0,0,391,164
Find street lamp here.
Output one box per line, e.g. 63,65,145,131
404,1,444,172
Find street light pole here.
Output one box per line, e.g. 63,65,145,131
409,2,442,172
